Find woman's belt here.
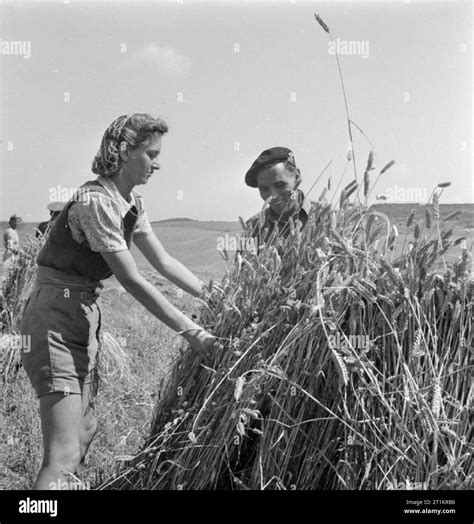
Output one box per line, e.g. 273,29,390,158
34,265,104,301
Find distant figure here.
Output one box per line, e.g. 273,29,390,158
36,202,66,238
3,214,22,264
244,147,313,245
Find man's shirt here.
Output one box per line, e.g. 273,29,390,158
245,190,313,247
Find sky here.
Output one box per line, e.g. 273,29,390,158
0,0,472,222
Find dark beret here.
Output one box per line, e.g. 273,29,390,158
245,147,296,188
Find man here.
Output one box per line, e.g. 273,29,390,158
36,202,65,238
3,214,22,264
244,147,313,246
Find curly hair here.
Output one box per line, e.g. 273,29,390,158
91,113,169,176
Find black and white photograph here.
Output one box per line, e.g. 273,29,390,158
0,0,472,521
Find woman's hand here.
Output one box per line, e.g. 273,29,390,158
199,284,211,302
199,281,222,302
182,328,221,361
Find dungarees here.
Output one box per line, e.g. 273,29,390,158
20,181,140,397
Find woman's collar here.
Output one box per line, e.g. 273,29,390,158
95,175,135,218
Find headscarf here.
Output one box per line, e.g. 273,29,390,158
91,114,131,176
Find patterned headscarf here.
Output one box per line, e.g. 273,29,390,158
91,114,131,176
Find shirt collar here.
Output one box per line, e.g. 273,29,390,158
96,175,135,218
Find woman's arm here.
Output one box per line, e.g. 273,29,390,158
100,249,214,358
133,233,204,297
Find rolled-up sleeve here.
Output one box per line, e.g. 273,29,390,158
133,194,153,238
68,194,128,252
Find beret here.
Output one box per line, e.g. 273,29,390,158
245,147,296,188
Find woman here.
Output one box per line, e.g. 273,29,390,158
20,113,219,490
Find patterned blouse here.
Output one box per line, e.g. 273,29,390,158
67,175,153,252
